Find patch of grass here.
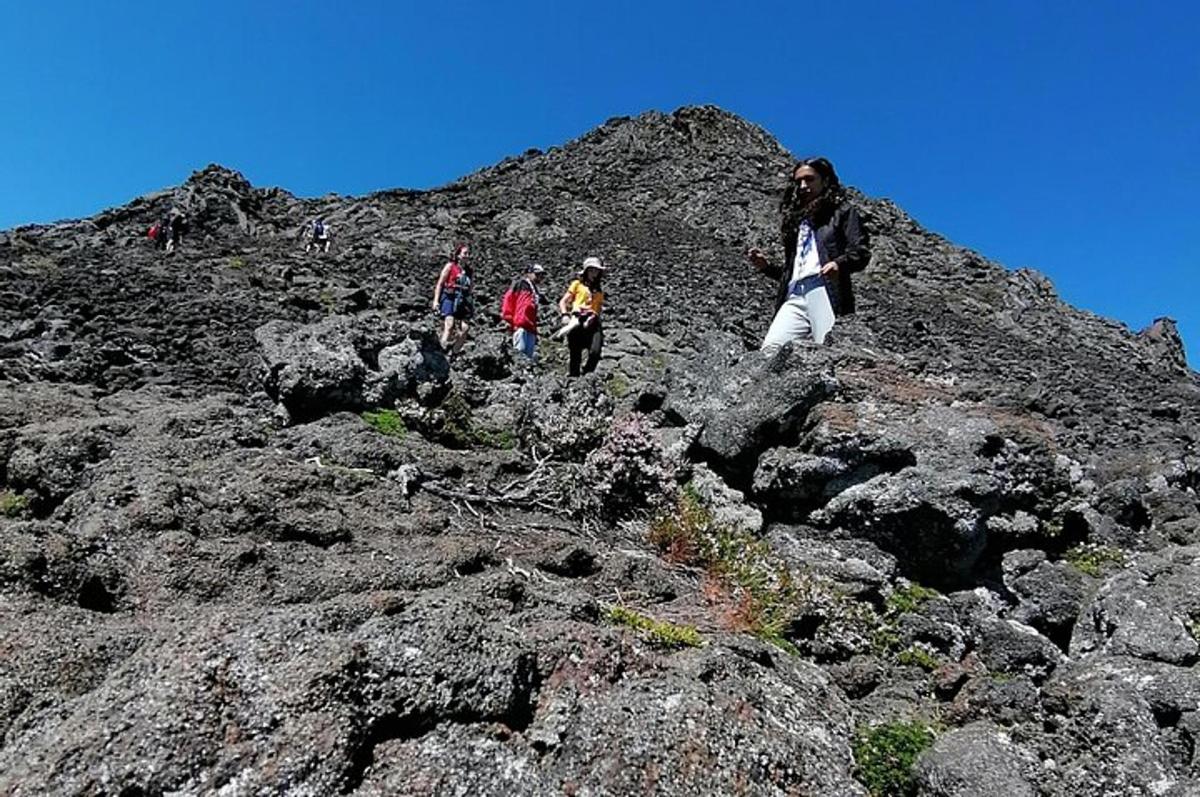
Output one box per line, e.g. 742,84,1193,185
896,646,941,672
228,256,246,269
605,605,703,649
648,484,808,653
0,491,29,518
361,409,406,438
1064,543,1126,577
473,426,516,450
853,721,937,797
885,583,940,616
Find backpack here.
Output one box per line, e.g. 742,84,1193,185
148,223,159,241
313,220,325,237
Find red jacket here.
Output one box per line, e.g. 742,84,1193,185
500,277,539,333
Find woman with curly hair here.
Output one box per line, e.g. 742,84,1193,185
748,157,870,349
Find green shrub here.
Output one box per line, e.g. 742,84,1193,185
885,583,939,616
853,721,936,797
896,646,941,672
606,605,702,649
473,426,516,450
0,491,29,518
361,409,406,438
1064,543,1125,577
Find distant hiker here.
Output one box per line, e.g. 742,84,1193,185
500,263,546,362
432,243,475,354
164,211,188,255
748,157,869,350
557,256,606,377
304,218,332,253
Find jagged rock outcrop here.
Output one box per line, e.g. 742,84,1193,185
1,105,1198,795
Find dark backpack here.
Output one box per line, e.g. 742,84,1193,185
313,220,325,237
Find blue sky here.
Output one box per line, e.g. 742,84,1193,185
3,1,1197,361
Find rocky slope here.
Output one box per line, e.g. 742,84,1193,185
1,105,1198,796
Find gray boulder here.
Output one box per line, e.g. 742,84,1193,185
915,721,1041,796
256,314,447,421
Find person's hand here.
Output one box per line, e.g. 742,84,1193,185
431,298,439,311
747,247,769,271
820,261,840,278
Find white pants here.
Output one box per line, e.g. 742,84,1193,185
761,285,835,350
512,328,536,360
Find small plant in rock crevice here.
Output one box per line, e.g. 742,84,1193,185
1064,543,1126,577
361,409,406,438
870,582,943,658
0,491,30,518
648,483,875,656
896,645,941,672
885,583,940,616
853,720,937,797
605,605,703,649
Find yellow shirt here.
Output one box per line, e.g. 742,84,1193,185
565,280,605,315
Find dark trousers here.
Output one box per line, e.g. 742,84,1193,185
567,322,603,377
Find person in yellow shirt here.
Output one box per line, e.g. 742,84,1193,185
556,256,606,376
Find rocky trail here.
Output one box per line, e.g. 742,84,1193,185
1,106,1198,795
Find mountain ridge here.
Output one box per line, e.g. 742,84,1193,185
1,104,1198,795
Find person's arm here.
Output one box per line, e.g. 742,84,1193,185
748,247,783,280
558,284,574,316
832,205,869,275
432,263,451,309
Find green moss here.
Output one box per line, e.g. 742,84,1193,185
434,392,517,450
438,392,475,448
1185,617,1200,642
473,426,516,450
885,584,940,616
361,409,406,438
606,605,703,649
605,371,631,399
853,721,937,797
228,256,246,269
871,627,902,656
0,491,29,518
1064,544,1126,577
896,646,941,672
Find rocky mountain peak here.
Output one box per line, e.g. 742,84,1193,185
1,106,1198,795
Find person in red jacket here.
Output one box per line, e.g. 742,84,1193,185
500,263,545,361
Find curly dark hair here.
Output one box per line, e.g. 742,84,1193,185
780,157,844,234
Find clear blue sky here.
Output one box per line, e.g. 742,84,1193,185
3,2,1197,361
